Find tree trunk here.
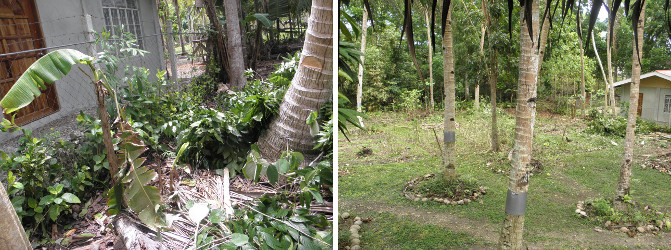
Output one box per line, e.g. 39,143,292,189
402,0,426,91
0,183,31,249
442,0,457,180
204,0,230,82
251,0,266,70
357,6,368,112
498,1,539,248
173,0,186,55
490,50,499,152
591,32,609,114
474,84,480,109
257,0,332,162
425,9,434,110
616,1,646,207
224,0,247,89
606,9,615,116
464,73,469,100
483,0,499,152
476,10,486,111
578,14,586,116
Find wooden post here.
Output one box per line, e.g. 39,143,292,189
0,183,31,249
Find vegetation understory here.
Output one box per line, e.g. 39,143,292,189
0,42,334,249
338,104,671,248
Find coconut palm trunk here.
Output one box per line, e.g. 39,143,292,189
425,9,434,110
357,6,368,113
257,0,332,162
578,15,586,115
616,1,646,205
224,0,247,88
498,0,540,248
0,183,31,249
442,0,457,180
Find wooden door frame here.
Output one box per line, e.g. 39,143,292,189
1,0,60,125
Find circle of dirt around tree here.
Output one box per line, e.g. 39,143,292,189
575,198,671,237
402,173,487,205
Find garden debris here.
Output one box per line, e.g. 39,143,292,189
643,152,671,175
356,146,373,157
402,174,487,205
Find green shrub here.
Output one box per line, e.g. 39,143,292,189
586,112,671,137
0,129,95,236
396,89,423,111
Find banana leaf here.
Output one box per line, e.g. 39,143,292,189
0,49,92,114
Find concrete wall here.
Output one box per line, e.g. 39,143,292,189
616,76,671,125
0,0,165,141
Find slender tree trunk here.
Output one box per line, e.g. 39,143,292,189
476,11,486,111
402,0,426,91
224,0,247,88
474,85,480,109
536,4,550,72
257,0,332,162
173,0,186,54
606,14,615,115
489,50,499,152
442,0,457,180
357,6,368,112
484,0,499,152
498,1,539,248
578,16,586,116
464,74,469,100
425,9,434,110
0,183,31,249
251,0,264,69
204,0,230,82
591,32,609,114
616,1,646,207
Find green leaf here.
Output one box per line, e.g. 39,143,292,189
267,164,279,184
11,196,25,210
308,189,324,203
54,184,64,194
12,182,24,190
54,198,63,204
209,209,226,224
27,198,37,208
230,233,249,246
49,206,61,221
61,193,81,204
39,195,55,206
277,158,290,174
0,49,93,113
249,13,273,27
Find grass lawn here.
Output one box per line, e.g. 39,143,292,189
338,106,671,249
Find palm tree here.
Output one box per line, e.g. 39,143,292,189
442,0,457,179
257,0,332,162
357,5,368,113
616,0,646,207
498,0,540,247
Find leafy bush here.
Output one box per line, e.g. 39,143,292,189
0,129,94,235
190,196,332,249
416,174,481,200
396,89,423,111
586,112,671,137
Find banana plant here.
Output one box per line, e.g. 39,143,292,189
0,49,166,230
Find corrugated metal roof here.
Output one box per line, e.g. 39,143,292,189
613,70,671,87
